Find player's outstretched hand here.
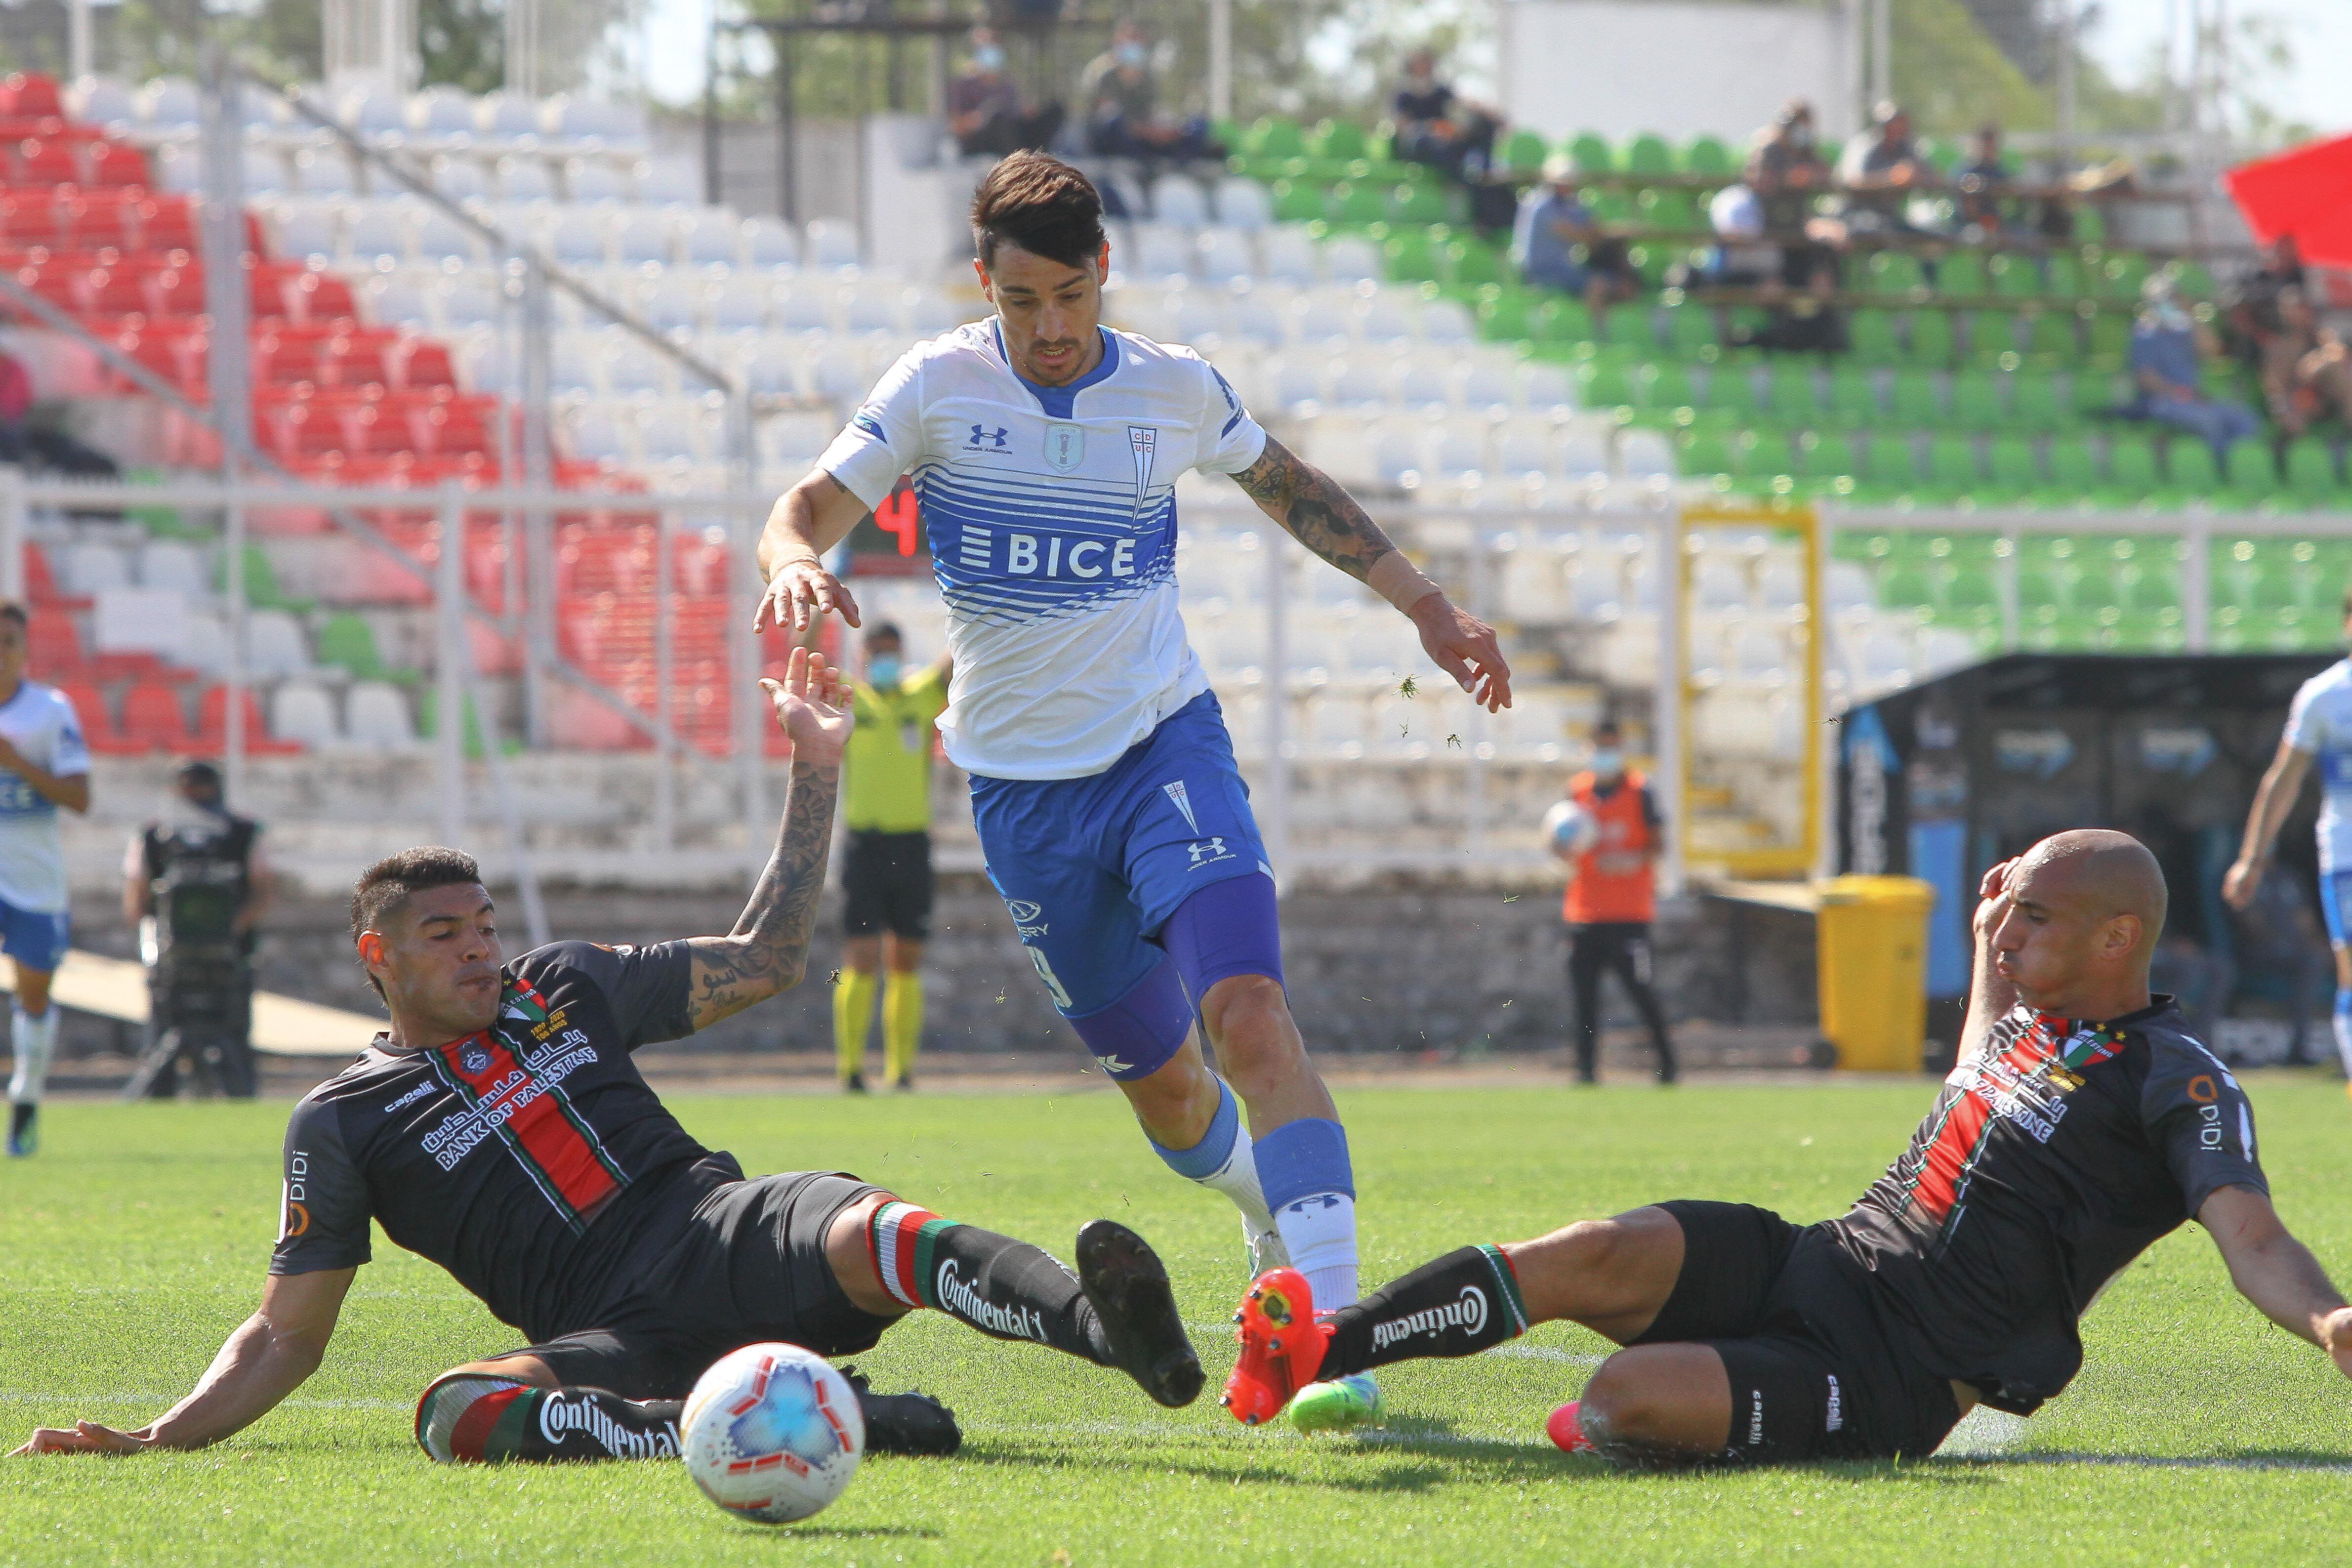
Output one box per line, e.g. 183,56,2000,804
2220,856,2265,912
10,1420,154,1455
1410,595,1513,713
760,646,854,765
753,558,863,636
2323,1306,2352,1382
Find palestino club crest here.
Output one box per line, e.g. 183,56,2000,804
460,1042,492,1074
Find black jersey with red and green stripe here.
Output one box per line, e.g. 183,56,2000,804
1825,996,2266,1415
270,940,730,1343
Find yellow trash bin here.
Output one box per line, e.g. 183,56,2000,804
1815,875,1937,1073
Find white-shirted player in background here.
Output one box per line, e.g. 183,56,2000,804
2228,596,2352,1096
756,153,1512,1431
0,602,91,1155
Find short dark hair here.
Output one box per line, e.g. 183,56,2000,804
866,621,904,646
0,599,26,629
971,151,1105,271
351,847,485,995
1592,718,1623,743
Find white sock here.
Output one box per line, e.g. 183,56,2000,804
1200,1116,1279,1239
2335,992,2352,1079
9,1002,55,1105
1274,1192,1361,1312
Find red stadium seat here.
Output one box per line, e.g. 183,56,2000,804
195,686,302,755
13,139,83,186
83,142,148,188
119,680,190,752
58,679,140,756
23,610,83,678
1,74,66,119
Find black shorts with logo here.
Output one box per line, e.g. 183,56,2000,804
842,829,935,941
501,1171,899,1401
1632,1200,1962,1464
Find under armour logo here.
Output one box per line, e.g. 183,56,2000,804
1187,837,1235,868
968,424,1009,449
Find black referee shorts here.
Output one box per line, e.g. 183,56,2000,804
1629,1199,1962,1464
501,1172,900,1401
842,829,935,941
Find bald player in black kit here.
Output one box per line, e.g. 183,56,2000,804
1223,829,2352,1465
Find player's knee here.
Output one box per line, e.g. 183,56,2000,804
1574,1354,1673,1454
1198,975,1300,1085
825,1190,904,1316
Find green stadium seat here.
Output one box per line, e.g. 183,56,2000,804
2170,260,2217,299
1632,361,1695,411
2074,207,2108,245
1678,429,1735,476
1868,251,1929,296
1918,138,1963,177
1937,252,1989,297
2220,440,2279,506
1247,117,1306,160
1984,436,2040,500
220,543,296,610
1532,295,1594,344
1575,359,1633,407
1622,132,1674,174
1767,366,1820,426
1604,306,1658,353
1637,187,1700,231
1889,370,1942,426
2286,439,2344,502
2162,438,2221,499
1624,243,1677,287
1681,134,1733,176
1826,364,1883,427
1442,238,1503,288
1326,181,1388,226
1382,230,1440,282
1967,311,2018,362
1701,363,1761,418
2098,251,2152,302
1584,187,1636,224
1308,118,1367,162
2102,437,2160,506
1951,369,2006,429
1803,431,1863,478
2073,370,2130,419
1390,182,1454,225
1879,562,1938,608
1865,432,1920,486
1475,288,1534,340
1568,131,1614,173
1736,429,1799,479
2011,376,2068,432
2043,437,2100,501
1925,434,1982,494
315,612,386,681
1269,179,1324,224
1661,301,1717,356
1499,128,1550,174
1905,311,1956,366
2025,309,2078,360
1988,252,2042,300
1850,310,1902,365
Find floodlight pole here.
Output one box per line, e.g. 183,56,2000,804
200,45,252,806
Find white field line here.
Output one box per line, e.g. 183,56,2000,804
0,1392,411,1412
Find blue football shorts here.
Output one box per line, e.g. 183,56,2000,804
970,691,1275,1022
0,897,68,974
2320,869,2352,947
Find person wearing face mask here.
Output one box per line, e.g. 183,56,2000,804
1390,46,1502,185
1080,21,1222,165
947,26,1064,160
1547,720,1674,1085
2126,274,2262,464
833,622,952,1093
1743,100,1830,239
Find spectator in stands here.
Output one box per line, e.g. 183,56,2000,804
1704,183,1780,287
1512,154,1640,323
1954,123,2014,239
0,349,114,478
1390,46,1501,184
2127,274,2262,459
1743,100,1830,237
1730,249,1849,356
946,26,1063,159
1080,21,1221,165
2261,287,2352,440
2224,233,2309,373
1836,100,1934,235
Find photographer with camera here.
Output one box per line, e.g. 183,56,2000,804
122,761,270,1099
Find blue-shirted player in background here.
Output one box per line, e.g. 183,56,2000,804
0,601,92,1155
756,153,1512,1431
2229,588,2352,1097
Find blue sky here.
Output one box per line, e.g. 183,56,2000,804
633,0,2350,138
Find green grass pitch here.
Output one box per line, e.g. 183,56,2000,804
7,1075,2352,1566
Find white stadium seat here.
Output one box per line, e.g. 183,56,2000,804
245,610,312,680
740,217,800,267
270,682,340,748
1213,178,1274,233
346,682,418,749
1149,176,1209,228
802,220,861,271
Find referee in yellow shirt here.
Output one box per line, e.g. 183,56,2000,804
834,622,951,1092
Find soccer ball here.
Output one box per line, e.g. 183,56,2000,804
681,1343,865,1525
1542,799,1600,856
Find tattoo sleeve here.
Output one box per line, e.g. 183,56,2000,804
1229,433,1400,584
686,758,840,1032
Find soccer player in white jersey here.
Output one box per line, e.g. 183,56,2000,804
755,153,1512,1431
2228,598,2352,1095
0,602,91,1155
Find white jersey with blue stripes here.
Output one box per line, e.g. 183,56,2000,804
2285,658,2352,872
0,679,87,912
816,319,1267,781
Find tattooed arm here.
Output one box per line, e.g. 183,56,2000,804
1229,432,1514,711
685,648,855,1032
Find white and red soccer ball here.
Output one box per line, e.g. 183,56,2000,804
681,1342,864,1524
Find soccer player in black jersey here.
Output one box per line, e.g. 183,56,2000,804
11,650,1200,1465
1224,828,2352,1465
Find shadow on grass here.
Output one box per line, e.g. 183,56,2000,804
757,1525,944,1541
1951,1448,2352,1475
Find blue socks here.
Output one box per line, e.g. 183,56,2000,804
2333,988,2352,1078
1149,1078,1277,1246
1254,1117,1361,1310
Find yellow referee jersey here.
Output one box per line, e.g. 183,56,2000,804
844,665,949,832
